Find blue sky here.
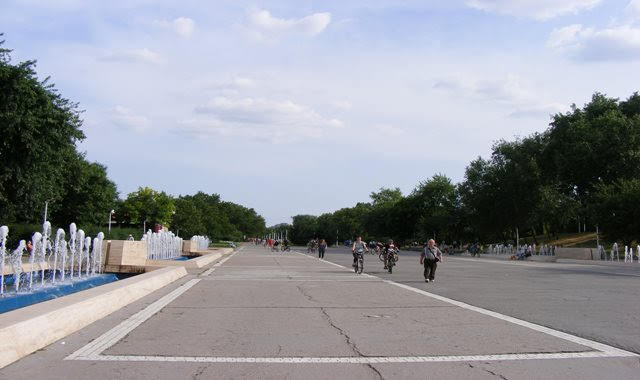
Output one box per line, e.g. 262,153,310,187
3,0,640,225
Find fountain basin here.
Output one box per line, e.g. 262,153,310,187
0,273,120,314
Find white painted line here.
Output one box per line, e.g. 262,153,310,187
66,278,201,360
200,247,240,277
383,280,637,357
74,351,617,364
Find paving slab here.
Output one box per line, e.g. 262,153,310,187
2,244,638,379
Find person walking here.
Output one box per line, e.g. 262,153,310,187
420,239,443,283
318,239,327,259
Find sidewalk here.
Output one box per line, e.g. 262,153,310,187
2,245,638,379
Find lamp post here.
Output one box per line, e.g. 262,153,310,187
43,199,53,224
108,210,115,235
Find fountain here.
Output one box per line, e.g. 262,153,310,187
142,229,183,260
0,223,110,312
191,235,210,250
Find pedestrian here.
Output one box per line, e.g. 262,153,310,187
318,239,327,259
420,239,443,283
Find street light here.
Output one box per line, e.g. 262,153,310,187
108,210,115,234
43,199,53,224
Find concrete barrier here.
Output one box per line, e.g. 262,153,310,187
146,248,233,269
0,266,187,369
104,240,147,273
555,247,596,260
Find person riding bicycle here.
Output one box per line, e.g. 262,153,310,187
352,236,369,268
383,239,397,269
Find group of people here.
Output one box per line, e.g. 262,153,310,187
308,238,328,258
350,236,443,282
260,238,290,252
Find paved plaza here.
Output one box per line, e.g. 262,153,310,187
2,245,639,379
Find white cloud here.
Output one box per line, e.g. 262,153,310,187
331,100,352,110
101,48,166,65
434,74,564,118
548,24,640,61
172,17,195,37
465,0,601,20
155,17,195,37
109,106,151,132
246,9,331,40
373,124,404,136
629,0,640,15
185,96,343,142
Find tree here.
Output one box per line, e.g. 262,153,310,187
412,175,460,243
291,215,318,244
0,36,86,223
592,179,640,245
52,157,118,226
122,187,175,228
172,197,204,237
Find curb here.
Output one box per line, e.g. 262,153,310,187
0,266,188,369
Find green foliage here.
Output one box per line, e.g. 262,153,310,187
0,36,85,223
171,192,265,241
291,215,318,244
592,179,640,244
121,187,175,227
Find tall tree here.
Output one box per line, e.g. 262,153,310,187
0,36,85,223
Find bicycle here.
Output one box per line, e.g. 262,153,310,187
354,249,364,274
379,248,399,273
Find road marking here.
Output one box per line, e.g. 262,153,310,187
66,247,637,364
73,351,619,363
295,251,638,358
200,247,241,277
66,278,201,360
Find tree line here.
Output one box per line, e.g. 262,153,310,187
0,36,266,241
283,92,640,246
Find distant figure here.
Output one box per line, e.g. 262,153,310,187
421,239,443,283
318,239,327,259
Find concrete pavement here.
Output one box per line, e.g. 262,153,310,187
2,244,639,379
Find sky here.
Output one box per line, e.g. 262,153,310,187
3,0,640,225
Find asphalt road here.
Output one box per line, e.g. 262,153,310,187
308,245,640,354
3,244,639,379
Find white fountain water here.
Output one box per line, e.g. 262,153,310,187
28,232,42,290
191,235,210,250
84,236,91,276
52,229,65,284
77,229,85,278
69,223,77,278
9,240,26,292
0,223,105,297
0,226,8,295
40,221,52,286
143,230,183,260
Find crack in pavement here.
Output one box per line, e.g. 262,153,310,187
468,363,509,380
319,307,384,380
296,283,384,378
295,284,316,303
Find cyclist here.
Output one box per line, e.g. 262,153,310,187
383,239,397,269
352,236,369,268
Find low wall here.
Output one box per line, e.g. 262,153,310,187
555,247,596,260
146,248,233,269
0,266,187,369
104,240,147,273
182,239,198,255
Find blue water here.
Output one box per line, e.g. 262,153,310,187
172,256,191,261
0,273,120,314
